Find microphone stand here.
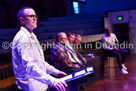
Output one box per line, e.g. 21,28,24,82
76,53,88,73
64,45,88,73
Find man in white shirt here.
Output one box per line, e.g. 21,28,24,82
65,33,82,65
12,7,67,91
101,27,128,74
66,33,75,51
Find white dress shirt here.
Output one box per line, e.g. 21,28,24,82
65,41,82,64
66,40,74,51
12,26,60,91
101,33,119,50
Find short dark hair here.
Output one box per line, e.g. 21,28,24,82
105,27,110,31
17,6,33,20
68,32,75,37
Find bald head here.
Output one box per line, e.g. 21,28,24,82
57,32,67,43
105,27,111,36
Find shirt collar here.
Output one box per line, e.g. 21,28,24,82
105,33,111,37
56,41,65,48
20,26,36,39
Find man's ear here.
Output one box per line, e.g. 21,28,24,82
19,17,24,22
58,37,61,42
19,17,25,25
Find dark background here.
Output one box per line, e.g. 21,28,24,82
0,0,136,29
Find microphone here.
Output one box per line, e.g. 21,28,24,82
76,53,88,73
65,46,88,73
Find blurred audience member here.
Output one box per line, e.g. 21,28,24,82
51,32,82,74
74,34,87,64
101,27,128,74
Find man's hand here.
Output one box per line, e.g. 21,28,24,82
58,71,67,78
76,60,82,66
74,64,81,68
83,57,87,63
53,79,68,91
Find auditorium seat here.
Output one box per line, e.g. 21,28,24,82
0,63,14,80
0,76,17,91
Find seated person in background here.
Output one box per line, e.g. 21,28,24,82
66,33,75,51
66,33,82,65
74,34,87,63
51,32,81,74
101,27,128,74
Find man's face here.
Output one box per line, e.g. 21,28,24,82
59,34,67,44
105,28,111,36
68,35,75,43
74,37,82,44
21,9,37,30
